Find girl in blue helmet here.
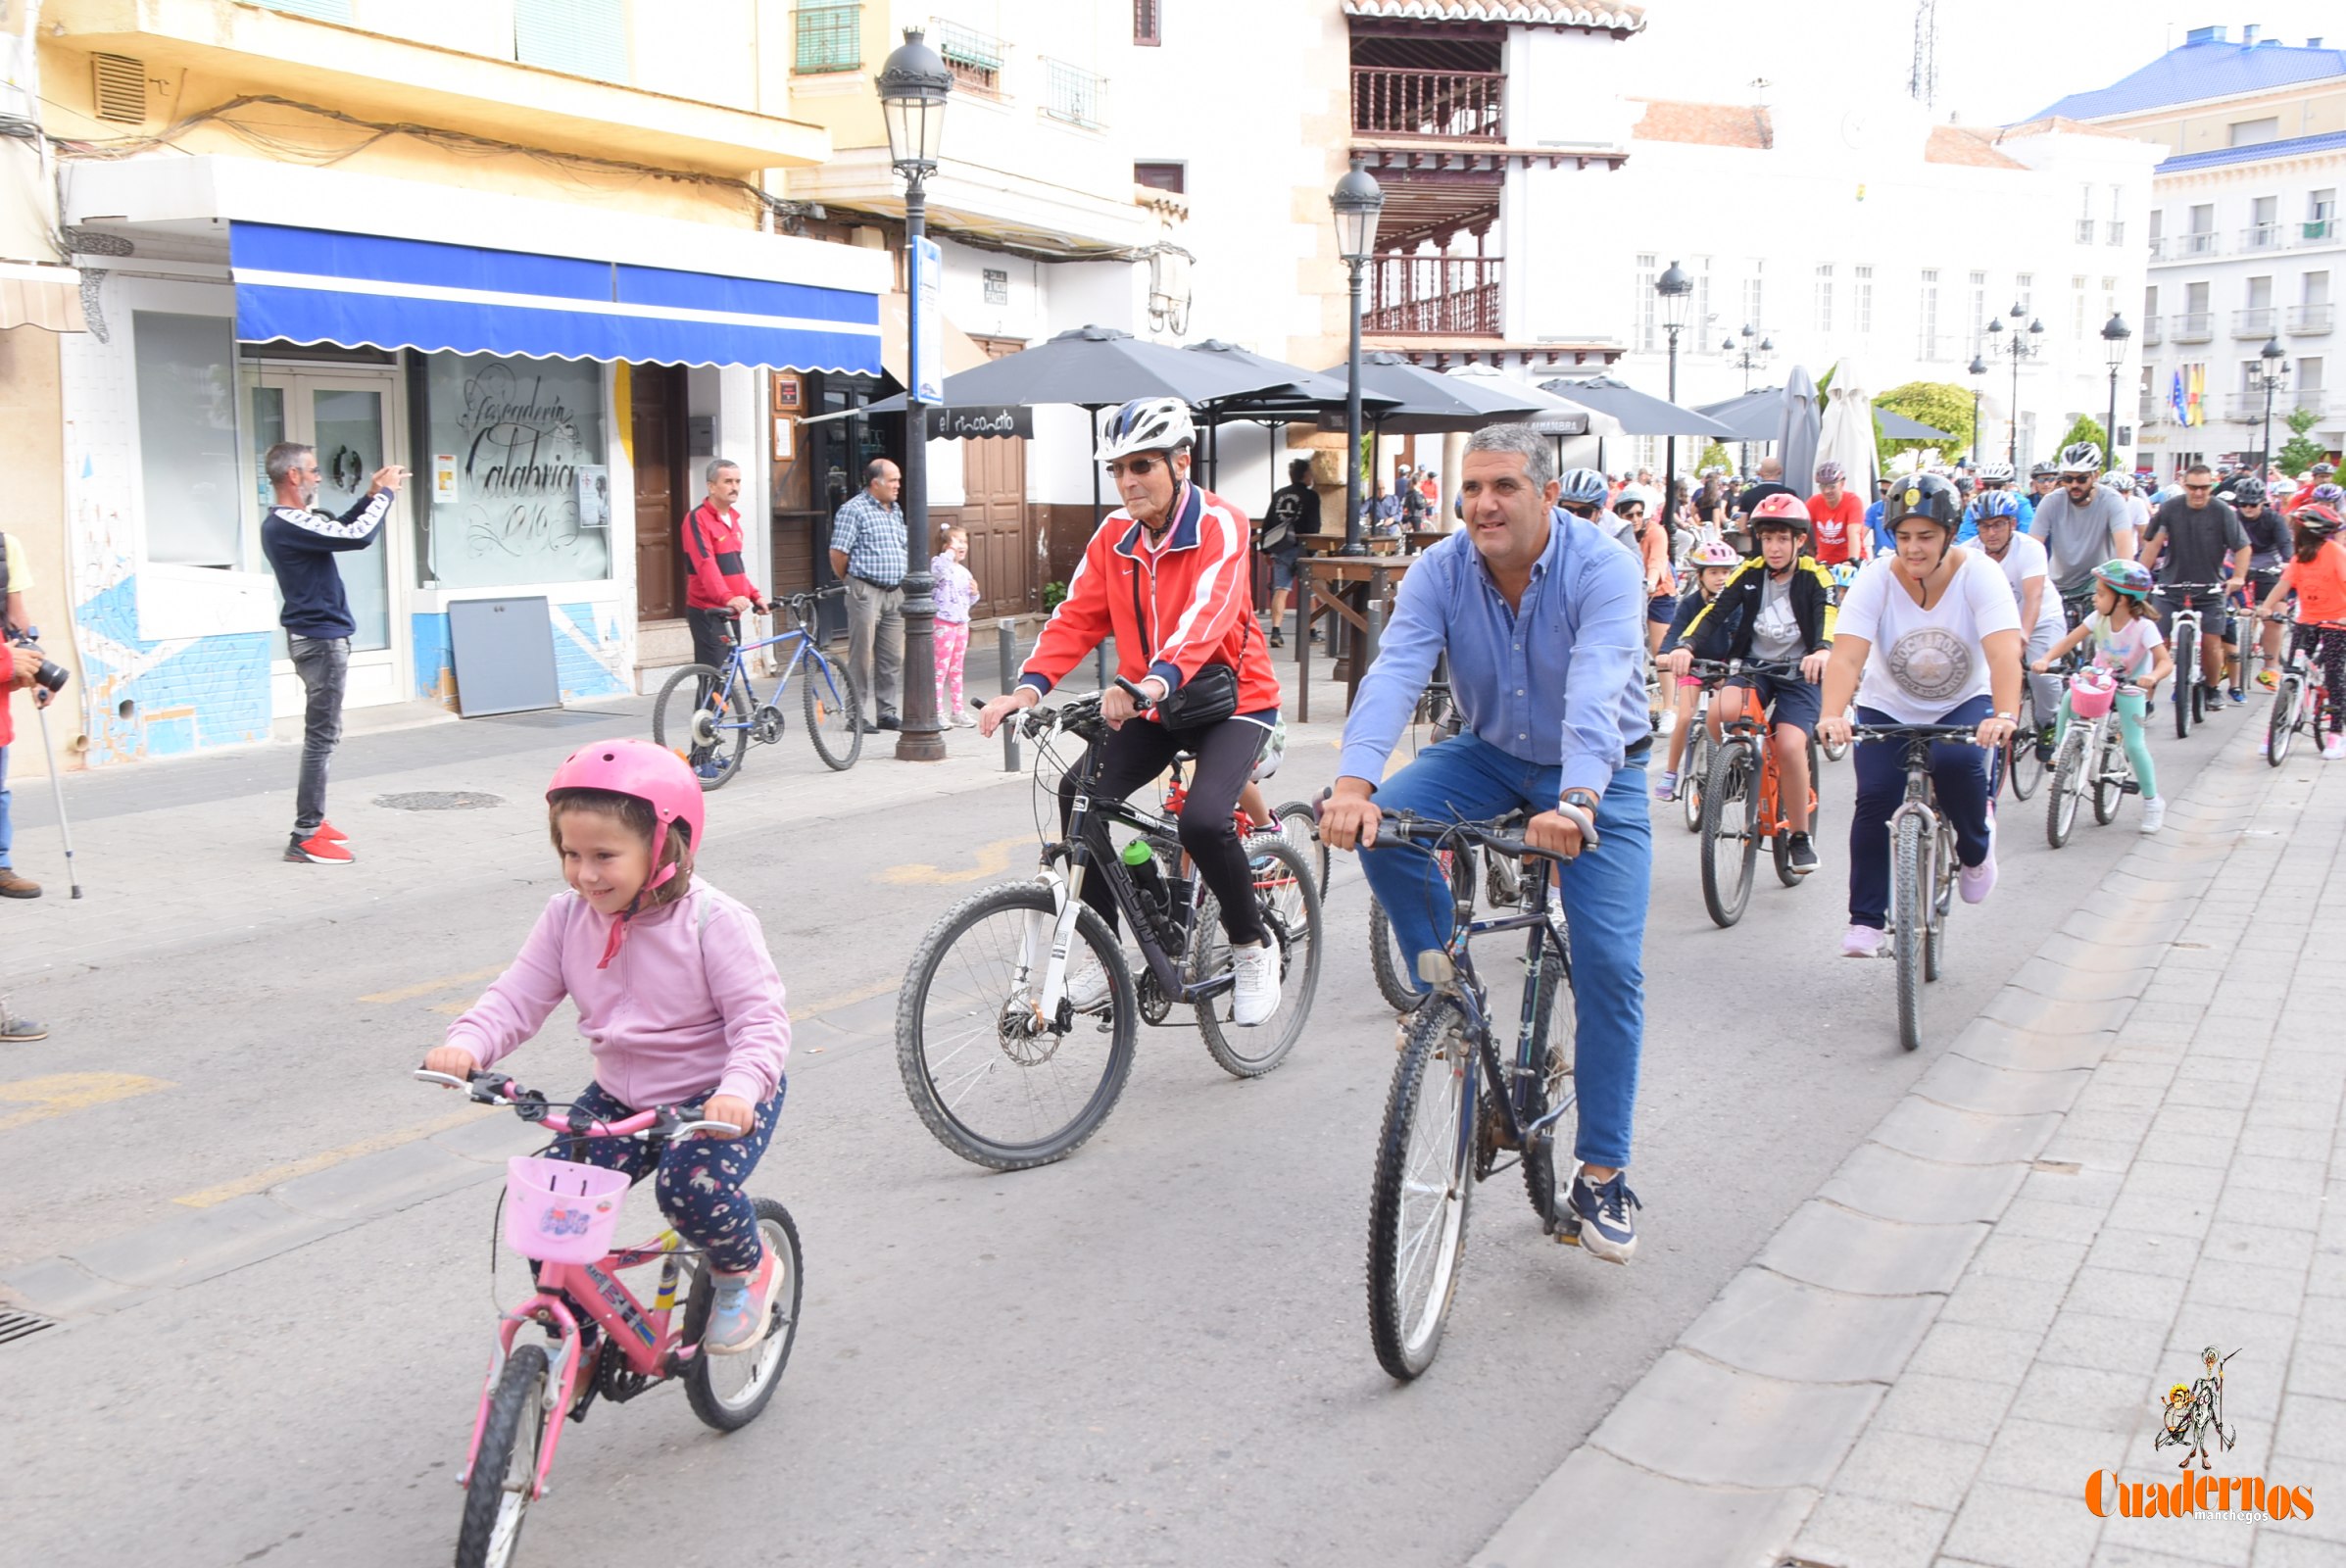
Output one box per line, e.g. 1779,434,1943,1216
2033,559,2175,832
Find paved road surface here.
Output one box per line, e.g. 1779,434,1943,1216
0,697,2262,1566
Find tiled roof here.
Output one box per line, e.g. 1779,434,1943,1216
1340,0,1646,31
1629,98,1772,150
2032,37,2346,122
1925,125,2027,171
2156,126,2346,174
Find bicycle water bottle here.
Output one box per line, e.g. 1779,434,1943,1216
1121,838,1177,942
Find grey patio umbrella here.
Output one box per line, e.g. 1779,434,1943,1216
1776,366,1822,498
1183,338,1401,501
1876,407,1953,441
819,322,1293,418
1314,351,1550,434
1693,387,1785,441
1538,373,1735,437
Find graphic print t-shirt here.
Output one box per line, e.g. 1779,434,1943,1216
1751,570,1803,663
2089,612,2165,684
1834,550,2023,723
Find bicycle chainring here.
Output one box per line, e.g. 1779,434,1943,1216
753,705,787,745
1137,966,1171,1025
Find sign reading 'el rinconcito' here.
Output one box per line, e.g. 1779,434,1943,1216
424,355,611,590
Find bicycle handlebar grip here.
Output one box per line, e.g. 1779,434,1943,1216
1550,798,1600,855
1112,675,1153,707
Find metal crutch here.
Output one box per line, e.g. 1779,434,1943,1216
31,700,81,899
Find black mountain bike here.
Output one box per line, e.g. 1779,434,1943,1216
1365,810,1578,1381
896,689,1324,1170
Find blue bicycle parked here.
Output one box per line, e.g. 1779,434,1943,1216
652,588,862,789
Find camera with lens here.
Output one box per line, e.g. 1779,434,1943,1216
7,626,70,695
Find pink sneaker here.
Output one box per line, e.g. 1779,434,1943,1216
704,1248,783,1355
2324,734,2346,761
1840,925,1885,957
1959,850,1998,905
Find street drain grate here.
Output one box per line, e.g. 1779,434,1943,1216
374,791,507,811
0,1310,58,1346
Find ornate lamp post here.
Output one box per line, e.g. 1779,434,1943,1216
2254,336,2287,476
2100,312,2131,474
1656,260,1692,515
1968,354,1988,466
876,27,952,761
1724,324,1772,475
1985,304,2044,467
1331,158,1385,555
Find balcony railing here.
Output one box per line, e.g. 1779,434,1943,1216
2107,220,2126,247
2176,231,2217,258
2293,391,2329,417
2234,307,2277,338
2140,391,2161,424
932,19,1006,98
2303,219,2338,244
2225,391,2273,421
1350,66,1504,141
2288,304,2335,335
2171,311,2214,342
793,1,860,74
2241,223,2283,252
2141,316,2164,346
1364,254,1503,336
2075,220,2096,244
1042,58,1104,128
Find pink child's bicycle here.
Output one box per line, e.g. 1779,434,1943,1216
415,1070,804,1568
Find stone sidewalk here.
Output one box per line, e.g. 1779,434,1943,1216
1475,728,2345,1568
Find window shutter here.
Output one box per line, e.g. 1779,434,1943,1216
514,0,630,84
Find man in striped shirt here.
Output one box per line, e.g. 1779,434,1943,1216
829,460,908,731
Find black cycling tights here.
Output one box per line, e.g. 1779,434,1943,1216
1057,715,1268,949
2292,625,2346,734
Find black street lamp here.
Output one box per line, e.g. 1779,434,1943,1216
1724,324,1772,474
1985,304,2044,466
1656,260,1692,515
2100,312,2131,474
2254,336,2287,476
1331,158,1384,555
876,27,953,761
1968,354,1988,466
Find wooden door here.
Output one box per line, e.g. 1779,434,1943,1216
962,334,1032,620
632,365,688,622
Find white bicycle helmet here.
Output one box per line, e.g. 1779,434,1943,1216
2057,441,2103,476
1556,467,1609,506
1978,460,2015,484
1096,397,1196,463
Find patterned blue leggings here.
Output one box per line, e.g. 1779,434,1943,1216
551,1078,785,1273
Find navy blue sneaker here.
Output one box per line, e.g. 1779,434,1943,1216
1566,1170,1641,1263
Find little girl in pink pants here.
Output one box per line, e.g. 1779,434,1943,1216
932,526,981,726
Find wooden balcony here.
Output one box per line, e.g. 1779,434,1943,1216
1351,66,1503,141
1364,254,1502,337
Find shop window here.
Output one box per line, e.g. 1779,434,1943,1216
419,353,611,589
133,312,245,568
515,0,629,83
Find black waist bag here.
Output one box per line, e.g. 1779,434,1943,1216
1129,560,1243,732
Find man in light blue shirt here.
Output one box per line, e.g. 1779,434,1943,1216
1320,422,1655,1262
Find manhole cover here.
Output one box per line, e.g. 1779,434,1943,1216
0,1310,57,1346
374,791,507,811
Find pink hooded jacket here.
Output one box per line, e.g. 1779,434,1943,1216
444,882,790,1109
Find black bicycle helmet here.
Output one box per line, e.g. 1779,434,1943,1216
1883,472,1962,531
2227,477,2267,505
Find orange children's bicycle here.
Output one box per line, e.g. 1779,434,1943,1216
1689,658,1821,928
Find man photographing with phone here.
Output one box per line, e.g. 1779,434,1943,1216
261,442,405,865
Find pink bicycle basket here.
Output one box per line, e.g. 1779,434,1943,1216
504,1155,629,1263
2069,668,2118,720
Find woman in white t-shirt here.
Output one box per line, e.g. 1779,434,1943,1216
1817,475,2026,959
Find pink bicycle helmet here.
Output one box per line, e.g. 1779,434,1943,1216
1690,541,1741,567
547,738,706,897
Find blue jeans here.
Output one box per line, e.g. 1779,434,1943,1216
1358,731,1652,1170
1846,697,1993,931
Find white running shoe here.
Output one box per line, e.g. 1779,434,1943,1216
2139,797,2167,834
1840,925,1885,958
1060,956,1113,1012
1230,941,1280,1026
2324,734,2346,761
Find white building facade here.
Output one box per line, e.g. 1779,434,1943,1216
2036,27,2345,480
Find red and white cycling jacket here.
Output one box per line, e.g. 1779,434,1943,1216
1017,482,1282,717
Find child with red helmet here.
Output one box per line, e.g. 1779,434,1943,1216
423,739,792,1354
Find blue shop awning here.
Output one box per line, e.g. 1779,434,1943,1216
228,222,881,373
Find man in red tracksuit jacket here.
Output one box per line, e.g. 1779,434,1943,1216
681,458,763,689
976,397,1285,1027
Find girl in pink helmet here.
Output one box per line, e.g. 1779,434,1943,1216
423,738,792,1356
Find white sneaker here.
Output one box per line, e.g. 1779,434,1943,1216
1230,941,1280,1027
1060,956,1113,1012
2324,734,2346,760
2139,796,2167,834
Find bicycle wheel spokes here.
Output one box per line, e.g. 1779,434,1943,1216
1367,999,1476,1381
1197,838,1323,1078
2268,677,2298,765
801,653,865,771
897,885,1137,1169
654,663,749,791
683,1199,803,1431
1698,740,1758,927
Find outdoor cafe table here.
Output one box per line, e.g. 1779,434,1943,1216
1293,549,1421,721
